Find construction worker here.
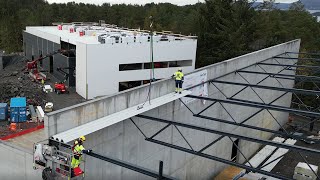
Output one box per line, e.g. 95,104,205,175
172,68,184,94
71,136,91,170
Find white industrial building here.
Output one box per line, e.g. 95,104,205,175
23,23,198,99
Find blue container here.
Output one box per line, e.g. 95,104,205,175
0,103,8,121
10,97,27,122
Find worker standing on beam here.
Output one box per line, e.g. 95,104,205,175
71,136,91,172
172,68,184,94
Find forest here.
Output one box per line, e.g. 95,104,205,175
0,0,319,67
0,0,320,108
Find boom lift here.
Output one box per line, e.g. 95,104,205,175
33,139,85,180
54,67,73,94
26,49,74,82
34,138,176,180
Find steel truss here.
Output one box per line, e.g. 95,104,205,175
135,114,320,180
129,52,320,179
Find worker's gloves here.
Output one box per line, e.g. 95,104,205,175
171,75,174,79
83,149,92,154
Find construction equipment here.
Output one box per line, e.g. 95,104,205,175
54,67,73,94
43,85,53,93
26,49,74,82
33,139,85,180
45,102,54,112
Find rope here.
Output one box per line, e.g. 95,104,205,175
138,16,155,109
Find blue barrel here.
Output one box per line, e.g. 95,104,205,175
10,97,27,122
0,103,8,121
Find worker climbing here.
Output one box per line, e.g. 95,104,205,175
172,68,184,94
71,136,91,176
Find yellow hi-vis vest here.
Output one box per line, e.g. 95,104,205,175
73,141,85,156
173,71,184,81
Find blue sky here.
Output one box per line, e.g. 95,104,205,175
46,0,298,6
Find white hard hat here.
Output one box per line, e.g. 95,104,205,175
178,68,182,71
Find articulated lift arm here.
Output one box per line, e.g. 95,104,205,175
27,49,75,70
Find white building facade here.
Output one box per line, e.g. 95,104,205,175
24,23,198,99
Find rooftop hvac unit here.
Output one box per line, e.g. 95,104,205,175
160,35,169,41
98,34,106,44
114,36,120,43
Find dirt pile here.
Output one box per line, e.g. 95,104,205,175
0,56,52,106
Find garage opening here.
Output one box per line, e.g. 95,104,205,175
49,56,53,73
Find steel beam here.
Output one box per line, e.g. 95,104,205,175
186,95,320,117
211,80,320,96
274,56,320,62
237,70,320,82
136,115,320,154
286,52,320,56
48,139,175,180
258,62,320,69
85,152,175,180
193,114,318,142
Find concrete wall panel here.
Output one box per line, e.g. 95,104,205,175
0,141,41,180
45,40,301,180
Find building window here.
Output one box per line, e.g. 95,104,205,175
119,80,142,91
119,60,192,72
119,79,160,91
144,62,168,69
169,60,192,67
119,63,142,71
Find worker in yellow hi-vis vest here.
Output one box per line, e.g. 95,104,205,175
172,68,184,94
71,136,92,172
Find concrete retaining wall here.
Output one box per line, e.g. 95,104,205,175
45,39,300,180
0,141,41,180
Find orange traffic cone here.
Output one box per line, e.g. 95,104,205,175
10,123,16,131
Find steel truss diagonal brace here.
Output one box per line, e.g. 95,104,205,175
136,115,320,154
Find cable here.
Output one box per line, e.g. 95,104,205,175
138,16,155,110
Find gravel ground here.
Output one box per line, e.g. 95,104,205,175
0,121,43,138
0,55,86,111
